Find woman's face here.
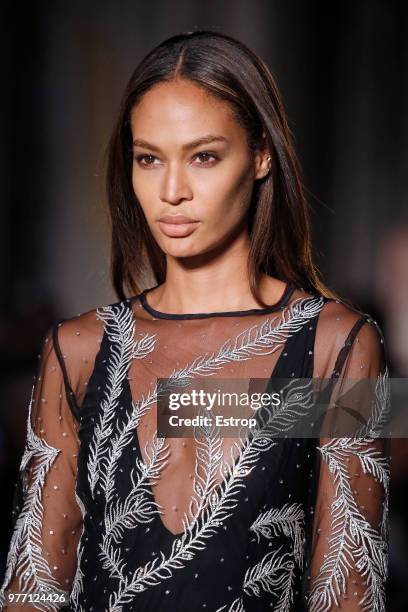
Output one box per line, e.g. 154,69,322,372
130,78,269,260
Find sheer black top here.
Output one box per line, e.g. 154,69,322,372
0,283,390,611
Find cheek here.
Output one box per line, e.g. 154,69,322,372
131,169,144,201
196,167,253,227
131,172,155,220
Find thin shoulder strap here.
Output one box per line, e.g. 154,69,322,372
52,321,81,422
330,315,368,379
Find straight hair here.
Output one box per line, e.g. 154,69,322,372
106,29,341,306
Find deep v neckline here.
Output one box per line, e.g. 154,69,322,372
125,309,305,539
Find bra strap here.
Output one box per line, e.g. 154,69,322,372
330,315,368,379
52,321,81,422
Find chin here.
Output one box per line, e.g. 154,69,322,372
163,244,203,259
159,237,214,260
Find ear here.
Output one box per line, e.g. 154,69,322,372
253,131,272,180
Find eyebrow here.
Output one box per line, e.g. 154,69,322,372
132,134,230,152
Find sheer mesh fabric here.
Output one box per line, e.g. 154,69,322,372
125,288,318,538
306,300,389,611
0,315,104,611
0,285,390,611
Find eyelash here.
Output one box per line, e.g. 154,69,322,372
133,151,219,168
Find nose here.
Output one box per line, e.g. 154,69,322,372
159,162,193,205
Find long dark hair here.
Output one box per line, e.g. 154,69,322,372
106,29,340,305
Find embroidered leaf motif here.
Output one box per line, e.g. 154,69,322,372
243,546,294,601
0,387,68,612
216,596,245,612
308,368,390,612
81,296,326,611
250,502,305,568
88,302,157,497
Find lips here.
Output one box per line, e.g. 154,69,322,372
157,215,200,238
158,214,199,224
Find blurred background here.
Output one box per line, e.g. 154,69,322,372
1,0,407,608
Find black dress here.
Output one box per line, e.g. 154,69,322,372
0,283,390,611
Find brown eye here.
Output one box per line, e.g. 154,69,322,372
195,151,218,165
134,154,157,166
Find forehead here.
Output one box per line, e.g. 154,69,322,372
130,80,239,138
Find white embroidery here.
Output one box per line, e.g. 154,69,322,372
254,375,315,438
187,410,225,530
107,431,279,610
88,302,157,497
69,490,86,609
1,294,341,612
216,595,245,611
243,546,295,603
89,296,326,611
99,434,171,580
250,502,305,568
0,386,68,611
308,368,390,612
106,435,170,544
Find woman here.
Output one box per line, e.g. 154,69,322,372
0,30,390,611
